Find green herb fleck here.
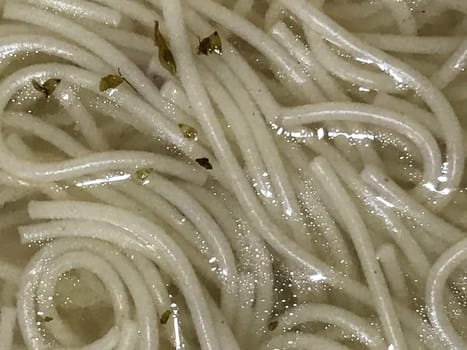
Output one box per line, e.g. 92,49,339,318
195,157,212,170
134,168,153,182
100,69,137,92
32,79,61,98
38,315,54,323
99,74,124,92
198,31,222,56
178,123,198,140
268,320,278,331
154,21,177,75
160,309,172,324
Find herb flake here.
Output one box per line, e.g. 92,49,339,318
134,168,153,182
100,68,136,92
268,320,278,331
32,79,61,98
178,123,198,140
160,309,172,324
198,31,222,56
38,315,54,323
195,157,213,170
154,21,177,75
99,74,124,92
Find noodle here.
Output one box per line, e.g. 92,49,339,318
0,0,465,349
310,156,406,349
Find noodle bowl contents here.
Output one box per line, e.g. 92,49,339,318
0,0,467,349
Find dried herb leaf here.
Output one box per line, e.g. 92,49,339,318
178,123,198,139
195,157,213,170
159,49,177,75
32,79,61,98
197,31,222,56
154,21,177,75
100,69,136,92
160,309,172,324
134,168,153,182
267,320,278,331
99,74,124,92
42,79,61,96
38,315,54,323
